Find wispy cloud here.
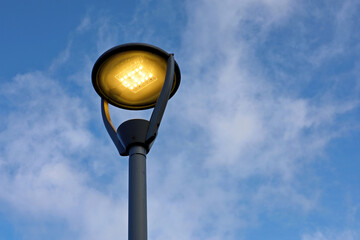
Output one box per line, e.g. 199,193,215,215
0,69,129,240
161,0,359,236
302,230,358,240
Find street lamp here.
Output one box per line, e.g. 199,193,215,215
92,43,181,240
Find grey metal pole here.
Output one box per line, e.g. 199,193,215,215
128,145,148,240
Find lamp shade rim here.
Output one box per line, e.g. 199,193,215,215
92,43,181,110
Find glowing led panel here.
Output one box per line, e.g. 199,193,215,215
95,50,167,109
115,65,156,93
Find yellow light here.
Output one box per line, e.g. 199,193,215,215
95,50,168,108
114,61,159,93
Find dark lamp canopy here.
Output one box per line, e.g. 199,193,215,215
92,43,181,110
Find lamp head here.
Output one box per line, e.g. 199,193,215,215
92,43,181,110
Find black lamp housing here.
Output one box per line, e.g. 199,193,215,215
92,43,181,110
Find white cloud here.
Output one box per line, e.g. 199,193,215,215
164,0,359,230
151,0,358,238
177,0,356,177
302,230,358,240
0,70,129,239
76,16,91,33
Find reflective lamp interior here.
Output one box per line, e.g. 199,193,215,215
95,50,168,109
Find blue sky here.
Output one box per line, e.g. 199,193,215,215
0,0,359,239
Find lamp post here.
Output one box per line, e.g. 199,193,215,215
92,43,181,240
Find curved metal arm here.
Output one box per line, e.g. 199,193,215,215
146,54,175,145
101,99,126,156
